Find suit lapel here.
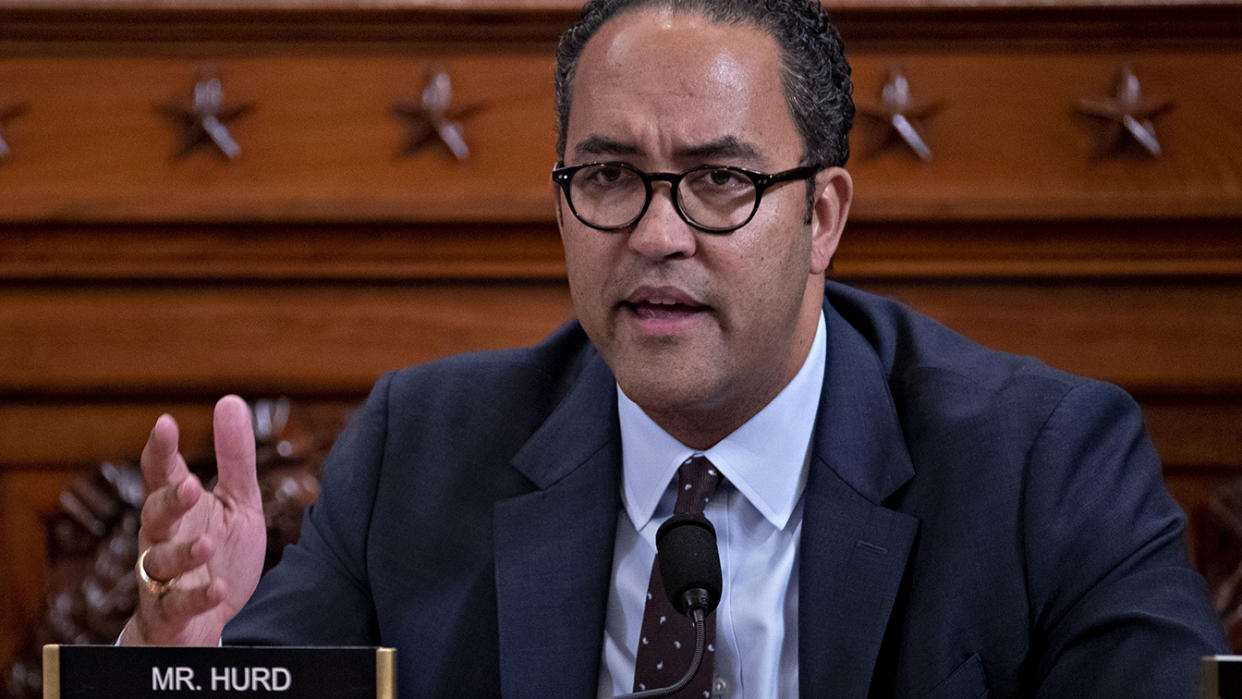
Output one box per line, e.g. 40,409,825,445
799,296,919,696
493,349,621,699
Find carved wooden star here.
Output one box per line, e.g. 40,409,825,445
856,66,944,162
1075,64,1174,159
392,66,484,161
0,97,29,162
156,71,255,160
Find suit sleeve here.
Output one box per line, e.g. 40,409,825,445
223,371,396,645
1023,381,1227,697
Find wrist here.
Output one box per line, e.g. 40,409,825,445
122,610,223,647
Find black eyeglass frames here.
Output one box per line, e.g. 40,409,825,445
551,161,824,234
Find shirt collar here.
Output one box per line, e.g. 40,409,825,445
617,311,826,532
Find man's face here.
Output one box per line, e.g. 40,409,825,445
558,8,850,447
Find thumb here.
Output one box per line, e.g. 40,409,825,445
212,394,261,510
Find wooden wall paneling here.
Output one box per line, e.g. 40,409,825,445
845,51,1242,220
0,400,362,467
1168,467,1242,567
1144,400,1242,470
1,0,1241,675
0,469,78,665
0,51,560,222
0,280,575,397
0,9,1239,224
849,278,1242,395
1149,398,1242,560
2,278,1239,400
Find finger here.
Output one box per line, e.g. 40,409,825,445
213,395,261,509
140,414,189,494
140,536,214,585
139,475,203,544
155,578,227,622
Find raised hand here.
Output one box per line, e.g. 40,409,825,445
121,395,267,646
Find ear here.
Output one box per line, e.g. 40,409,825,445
808,167,853,275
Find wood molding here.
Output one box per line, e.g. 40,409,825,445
0,281,575,398
3,219,1241,282
0,2,1240,45
0,223,570,281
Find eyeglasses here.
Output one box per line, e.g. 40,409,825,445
552,161,824,234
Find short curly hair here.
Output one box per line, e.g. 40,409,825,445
554,0,855,168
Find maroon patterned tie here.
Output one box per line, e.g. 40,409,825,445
632,455,722,697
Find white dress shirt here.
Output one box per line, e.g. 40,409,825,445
596,312,827,699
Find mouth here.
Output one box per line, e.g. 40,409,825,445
620,286,710,333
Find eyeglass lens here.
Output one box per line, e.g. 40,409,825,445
568,164,757,230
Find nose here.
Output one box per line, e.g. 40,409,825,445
627,183,697,260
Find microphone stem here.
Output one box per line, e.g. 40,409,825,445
614,608,707,699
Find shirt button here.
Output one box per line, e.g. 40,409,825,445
712,677,729,698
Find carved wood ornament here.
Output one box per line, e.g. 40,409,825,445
1198,480,1242,650
0,94,29,162
392,66,484,162
1,400,342,699
1075,64,1175,159
856,66,944,162
155,69,255,161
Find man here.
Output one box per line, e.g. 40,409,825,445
121,0,1228,696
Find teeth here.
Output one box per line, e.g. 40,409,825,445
636,305,683,320
628,293,698,307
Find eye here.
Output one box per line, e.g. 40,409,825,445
579,164,633,190
683,168,754,200
689,167,750,190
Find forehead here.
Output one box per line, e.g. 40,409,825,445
566,8,800,166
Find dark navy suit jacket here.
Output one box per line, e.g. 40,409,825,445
225,282,1227,697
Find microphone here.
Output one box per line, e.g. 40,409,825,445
612,513,722,699
655,513,722,617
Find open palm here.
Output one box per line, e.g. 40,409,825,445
124,396,267,646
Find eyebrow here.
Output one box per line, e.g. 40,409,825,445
573,136,641,160
675,136,761,162
570,134,762,163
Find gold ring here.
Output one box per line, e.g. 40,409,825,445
136,547,179,597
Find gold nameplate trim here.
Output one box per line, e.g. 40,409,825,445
376,648,396,699
42,644,61,699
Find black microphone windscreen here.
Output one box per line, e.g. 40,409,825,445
655,513,722,615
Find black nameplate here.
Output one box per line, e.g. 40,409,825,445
43,645,394,699
1202,656,1242,699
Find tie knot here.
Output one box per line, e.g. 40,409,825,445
674,455,721,514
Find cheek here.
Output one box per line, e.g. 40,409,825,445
726,239,813,324
563,232,614,308
730,213,811,285
565,256,598,309
561,226,594,271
